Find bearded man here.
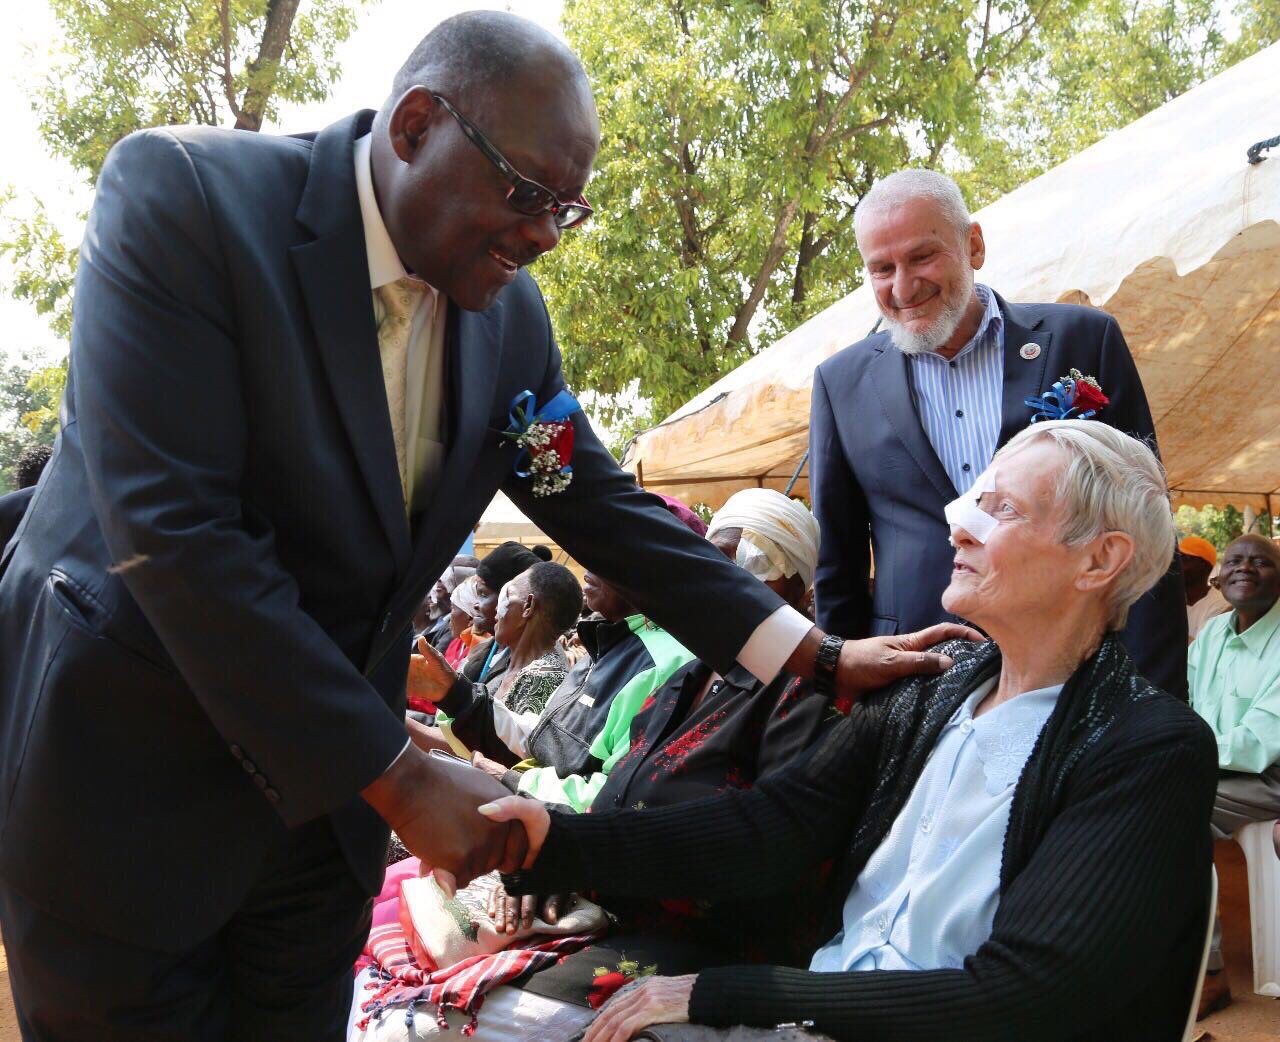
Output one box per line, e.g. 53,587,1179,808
809,169,1187,697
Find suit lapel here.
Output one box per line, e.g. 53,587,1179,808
290,111,411,569
868,343,957,502
995,294,1053,449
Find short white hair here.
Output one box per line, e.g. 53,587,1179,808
996,420,1175,629
854,169,972,243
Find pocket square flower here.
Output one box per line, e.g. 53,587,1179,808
504,389,580,497
1025,368,1110,423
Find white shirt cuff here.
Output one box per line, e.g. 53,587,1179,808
737,605,814,684
384,736,413,774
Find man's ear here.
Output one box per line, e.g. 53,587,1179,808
522,595,536,620
968,221,986,272
387,87,436,162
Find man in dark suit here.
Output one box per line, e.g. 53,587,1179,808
0,14,969,1040
810,169,1186,698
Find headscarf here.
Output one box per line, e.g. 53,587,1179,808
450,574,486,618
476,541,540,590
440,564,476,596
656,493,708,537
707,488,820,591
1178,535,1216,569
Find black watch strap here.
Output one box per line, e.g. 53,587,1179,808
814,634,844,695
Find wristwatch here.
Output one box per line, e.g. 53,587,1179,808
814,633,844,695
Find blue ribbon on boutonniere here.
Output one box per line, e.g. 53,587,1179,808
1024,374,1106,423
504,388,581,495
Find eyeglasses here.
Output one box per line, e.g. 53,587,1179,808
430,93,594,230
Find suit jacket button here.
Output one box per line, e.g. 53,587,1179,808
242,759,257,774
229,744,244,760
253,773,268,790
264,788,281,804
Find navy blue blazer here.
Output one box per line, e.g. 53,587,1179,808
809,293,1187,697
0,112,780,950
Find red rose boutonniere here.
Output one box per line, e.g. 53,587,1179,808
1025,368,1109,422
504,389,580,497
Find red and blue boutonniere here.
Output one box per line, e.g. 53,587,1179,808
1025,368,1110,423
504,389,580,497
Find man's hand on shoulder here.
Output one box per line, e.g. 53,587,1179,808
786,622,985,706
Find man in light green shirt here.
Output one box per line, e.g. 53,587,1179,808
1187,533,1280,1010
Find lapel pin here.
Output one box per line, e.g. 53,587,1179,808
1019,342,1041,360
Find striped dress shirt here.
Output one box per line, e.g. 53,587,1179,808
908,284,1004,494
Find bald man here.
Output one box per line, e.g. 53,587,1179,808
0,13,969,1038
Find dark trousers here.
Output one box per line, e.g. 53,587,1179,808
0,817,373,1042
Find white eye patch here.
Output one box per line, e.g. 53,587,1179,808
944,467,998,545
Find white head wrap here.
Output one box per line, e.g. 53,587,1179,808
707,488,821,590
450,574,485,617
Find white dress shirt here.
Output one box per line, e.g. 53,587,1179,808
810,678,1061,973
908,284,1004,494
355,134,448,513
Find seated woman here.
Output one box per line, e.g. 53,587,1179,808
491,420,1219,1042
459,541,543,687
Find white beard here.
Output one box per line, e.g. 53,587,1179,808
883,268,976,356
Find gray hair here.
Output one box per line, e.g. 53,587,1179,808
855,169,972,243
996,420,1175,629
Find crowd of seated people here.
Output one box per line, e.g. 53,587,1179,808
353,420,1223,1042
430,495,704,798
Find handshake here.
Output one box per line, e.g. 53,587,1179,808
361,724,550,896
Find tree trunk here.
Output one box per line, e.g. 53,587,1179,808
235,0,303,132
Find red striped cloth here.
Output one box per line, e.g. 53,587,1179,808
356,920,600,1036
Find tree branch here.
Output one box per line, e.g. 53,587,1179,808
235,0,303,132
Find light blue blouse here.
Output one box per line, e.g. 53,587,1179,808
810,678,1061,973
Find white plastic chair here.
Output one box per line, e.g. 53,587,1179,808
1183,867,1219,1041
1235,819,1280,997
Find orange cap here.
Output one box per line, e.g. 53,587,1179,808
1178,536,1217,569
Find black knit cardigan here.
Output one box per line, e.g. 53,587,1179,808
505,636,1219,1041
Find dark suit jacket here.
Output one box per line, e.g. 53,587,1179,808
809,293,1187,697
0,486,34,549
0,112,780,950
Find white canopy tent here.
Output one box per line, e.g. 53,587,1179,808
622,43,1280,516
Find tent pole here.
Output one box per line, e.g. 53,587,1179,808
784,449,810,496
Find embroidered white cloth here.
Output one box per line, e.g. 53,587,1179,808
810,677,1061,974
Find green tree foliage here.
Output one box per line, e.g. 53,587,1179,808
1175,503,1276,549
0,354,65,492
542,0,1088,435
0,0,368,443
540,0,1279,441
37,0,365,180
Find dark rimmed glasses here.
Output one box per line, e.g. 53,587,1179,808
431,93,594,230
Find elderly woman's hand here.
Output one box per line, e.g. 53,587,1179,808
408,634,457,704
583,975,696,1042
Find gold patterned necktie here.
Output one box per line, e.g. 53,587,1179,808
374,276,427,506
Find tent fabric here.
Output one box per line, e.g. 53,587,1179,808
622,42,1280,513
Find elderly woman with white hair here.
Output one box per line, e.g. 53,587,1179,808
489,420,1219,1042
